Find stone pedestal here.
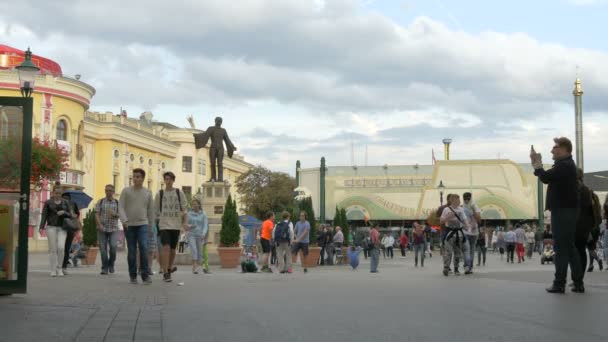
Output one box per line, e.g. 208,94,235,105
197,181,232,246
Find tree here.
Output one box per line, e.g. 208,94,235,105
340,207,350,246
235,165,296,220
299,197,317,246
220,194,240,247
82,209,98,247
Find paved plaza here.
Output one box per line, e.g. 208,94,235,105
1,252,607,342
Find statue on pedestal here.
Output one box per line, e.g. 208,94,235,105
193,117,237,182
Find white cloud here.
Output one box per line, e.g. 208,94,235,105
1,0,606,172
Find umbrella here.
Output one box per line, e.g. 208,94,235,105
62,190,93,209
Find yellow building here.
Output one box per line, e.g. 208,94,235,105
0,47,96,251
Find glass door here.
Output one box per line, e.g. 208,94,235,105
0,97,32,294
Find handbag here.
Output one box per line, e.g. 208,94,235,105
61,201,78,232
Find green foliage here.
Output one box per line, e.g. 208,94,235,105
235,165,296,220
82,209,97,247
340,207,350,246
220,194,240,247
298,197,317,246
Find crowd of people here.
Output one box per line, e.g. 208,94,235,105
37,137,608,294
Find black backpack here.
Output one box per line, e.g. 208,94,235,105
274,221,291,243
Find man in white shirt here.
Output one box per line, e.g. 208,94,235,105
462,192,481,274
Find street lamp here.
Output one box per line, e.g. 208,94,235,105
15,48,40,98
438,180,445,205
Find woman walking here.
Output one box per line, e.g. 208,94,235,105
412,222,426,267
61,192,81,275
185,199,208,274
39,186,76,277
477,229,487,266
399,231,409,257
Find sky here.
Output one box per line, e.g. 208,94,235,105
2,0,607,175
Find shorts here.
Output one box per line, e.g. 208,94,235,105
260,238,271,254
148,225,157,247
292,242,309,256
159,230,180,249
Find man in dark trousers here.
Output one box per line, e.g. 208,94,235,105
531,137,584,293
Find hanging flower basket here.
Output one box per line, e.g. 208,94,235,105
0,137,68,190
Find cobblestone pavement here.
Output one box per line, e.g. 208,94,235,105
1,252,607,342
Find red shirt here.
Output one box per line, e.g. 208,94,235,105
370,228,380,246
400,235,409,246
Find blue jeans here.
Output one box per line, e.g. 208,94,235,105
370,248,380,272
125,225,150,280
464,235,477,268
98,231,118,270
414,243,425,266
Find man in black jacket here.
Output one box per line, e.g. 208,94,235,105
531,137,584,293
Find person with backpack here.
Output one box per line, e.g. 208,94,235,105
95,184,120,275
440,194,469,276
155,171,188,283
273,211,294,274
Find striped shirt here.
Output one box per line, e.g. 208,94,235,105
95,198,120,232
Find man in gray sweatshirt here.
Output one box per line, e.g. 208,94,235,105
119,168,155,284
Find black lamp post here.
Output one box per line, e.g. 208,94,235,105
438,180,445,205
15,48,40,97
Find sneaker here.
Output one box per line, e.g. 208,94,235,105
193,268,199,274
454,269,461,276
465,269,473,275
203,269,212,274
109,266,115,274
163,273,172,283
50,271,57,277
571,285,585,293
57,270,65,277
130,278,138,284
170,266,178,273
546,285,565,294
100,269,108,275
61,268,68,275
143,277,153,285
287,268,293,274
587,266,594,273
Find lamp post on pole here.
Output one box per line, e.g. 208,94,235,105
15,48,40,98
438,180,445,205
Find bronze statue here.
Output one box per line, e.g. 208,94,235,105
193,117,236,182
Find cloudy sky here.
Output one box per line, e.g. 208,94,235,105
2,0,607,174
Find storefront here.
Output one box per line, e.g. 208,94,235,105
0,97,32,294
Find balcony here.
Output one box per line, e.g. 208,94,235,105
59,169,85,190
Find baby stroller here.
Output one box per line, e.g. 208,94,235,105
241,245,259,273
540,240,554,265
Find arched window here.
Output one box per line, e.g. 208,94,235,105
56,119,67,141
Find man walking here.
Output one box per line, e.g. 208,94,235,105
440,194,469,276
514,224,527,263
95,184,120,275
462,192,481,274
504,226,517,264
274,211,294,274
292,211,311,273
155,171,188,283
260,211,274,272
531,137,584,293
370,224,381,273
119,168,155,284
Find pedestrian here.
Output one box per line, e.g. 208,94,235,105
574,168,602,275
60,192,81,275
525,227,535,259
39,186,76,277
505,226,516,264
370,224,381,273
491,229,498,252
119,168,155,285
531,137,584,293
383,232,395,259
497,229,506,259
462,192,481,274
273,211,294,274
399,231,409,257
185,199,208,274
317,224,328,265
363,232,371,260
95,184,120,275
514,224,526,263
412,222,425,267
476,228,487,266
440,194,469,276
326,226,336,265
292,211,311,273
333,226,344,250
155,171,188,283
259,211,274,272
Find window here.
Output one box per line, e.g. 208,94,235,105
113,149,119,159
182,186,192,197
139,155,144,164
113,174,118,188
56,119,67,141
148,158,153,166
182,156,192,173
129,154,135,162
214,206,224,215
198,159,206,175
